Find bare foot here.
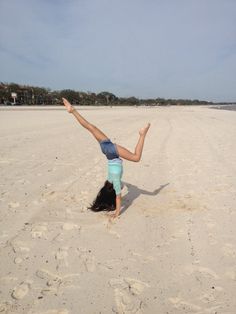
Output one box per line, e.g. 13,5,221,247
139,123,151,136
62,98,75,113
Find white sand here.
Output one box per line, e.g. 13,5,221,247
0,105,236,314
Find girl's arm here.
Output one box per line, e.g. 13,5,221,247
111,194,121,218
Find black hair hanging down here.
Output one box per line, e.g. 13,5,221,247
89,180,116,212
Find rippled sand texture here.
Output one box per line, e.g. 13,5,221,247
0,105,236,314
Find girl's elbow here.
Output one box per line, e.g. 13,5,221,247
133,156,141,162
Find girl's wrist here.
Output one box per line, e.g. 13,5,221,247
114,207,120,214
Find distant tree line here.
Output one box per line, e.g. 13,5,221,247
0,82,213,106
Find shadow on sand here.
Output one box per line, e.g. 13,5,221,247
120,182,169,215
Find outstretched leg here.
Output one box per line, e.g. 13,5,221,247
116,123,150,162
62,98,108,142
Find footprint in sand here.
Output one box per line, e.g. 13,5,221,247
169,228,185,242
221,243,236,258
129,251,155,264
31,223,48,239
109,277,150,313
55,247,69,267
198,286,224,304
14,257,23,264
0,302,16,313
41,286,58,296
62,222,80,231
169,297,202,312
10,240,31,254
77,248,96,273
60,273,80,289
17,178,31,185
208,232,218,245
0,276,18,285
11,281,31,300
36,269,62,296
184,264,220,282
36,268,80,296
36,269,61,283
81,254,96,273
99,258,120,270
0,232,8,246
8,202,20,209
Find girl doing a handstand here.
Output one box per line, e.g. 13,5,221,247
62,98,150,218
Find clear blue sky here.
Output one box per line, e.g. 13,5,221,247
0,0,236,101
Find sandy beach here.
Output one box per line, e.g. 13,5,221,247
0,105,236,314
